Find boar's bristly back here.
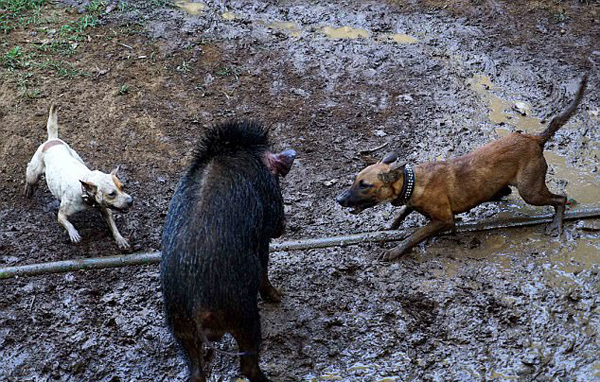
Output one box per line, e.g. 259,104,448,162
190,121,270,173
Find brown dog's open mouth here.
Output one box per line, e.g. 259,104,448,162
347,201,378,215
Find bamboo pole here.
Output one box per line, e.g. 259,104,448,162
1,208,599,280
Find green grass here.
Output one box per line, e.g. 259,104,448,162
0,0,47,33
1,45,24,69
118,84,130,95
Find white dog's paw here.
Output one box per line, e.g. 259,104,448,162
68,230,81,243
116,236,130,249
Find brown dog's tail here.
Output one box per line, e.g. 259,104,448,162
46,104,59,140
538,74,588,145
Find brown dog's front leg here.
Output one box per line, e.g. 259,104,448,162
389,206,414,230
380,219,453,261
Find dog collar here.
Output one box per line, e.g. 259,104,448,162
397,164,415,204
81,186,100,208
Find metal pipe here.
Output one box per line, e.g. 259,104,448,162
1,208,599,279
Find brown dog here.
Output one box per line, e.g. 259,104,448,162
337,75,588,261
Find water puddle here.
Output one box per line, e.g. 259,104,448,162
221,12,238,20
456,227,599,289
550,238,600,273
175,1,206,15
470,75,544,136
173,4,419,45
262,21,302,37
387,33,419,44
320,26,370,39
544,152,600,205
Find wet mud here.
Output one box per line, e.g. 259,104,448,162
1,0,599,381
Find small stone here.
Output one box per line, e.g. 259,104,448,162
513,101,529,116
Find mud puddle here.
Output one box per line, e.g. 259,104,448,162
1,0,599,381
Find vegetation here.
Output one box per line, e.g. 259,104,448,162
0,0,47,33
0,0,104,99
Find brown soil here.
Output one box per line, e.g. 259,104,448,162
1,0,599,381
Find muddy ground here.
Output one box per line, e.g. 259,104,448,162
1,0,599,381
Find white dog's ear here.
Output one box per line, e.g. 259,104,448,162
80,180,98,195
110,165,120,176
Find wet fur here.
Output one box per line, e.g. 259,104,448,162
338,75,588,261
161,121,294,382
25,104,133,249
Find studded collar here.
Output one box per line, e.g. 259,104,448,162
396,164,415,204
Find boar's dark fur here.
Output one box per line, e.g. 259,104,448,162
161,121,287,382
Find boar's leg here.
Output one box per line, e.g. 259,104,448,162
258,245,282,302
175,327,206,382
233,317,270,382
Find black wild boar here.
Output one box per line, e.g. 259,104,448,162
161,121,295,382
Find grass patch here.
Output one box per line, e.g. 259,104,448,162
0,0,47,33
118,84,130,95
214,65,243,80
1,45,24,69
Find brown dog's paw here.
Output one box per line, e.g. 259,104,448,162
545,222,562,237
379,247,406,262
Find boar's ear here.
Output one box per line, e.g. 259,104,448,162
380,151,398,164
80,180,98,195
377,163,405,184
110,165,120,176
266,149,296,177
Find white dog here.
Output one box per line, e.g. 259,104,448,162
25,104,134,249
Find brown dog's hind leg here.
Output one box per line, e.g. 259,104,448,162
516,162,567,236
380,218,454,261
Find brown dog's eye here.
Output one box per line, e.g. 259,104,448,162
358,180,372,189
108,191,117,198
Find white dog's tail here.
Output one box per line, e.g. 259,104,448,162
47,104,59,140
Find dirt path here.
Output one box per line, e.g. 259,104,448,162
1,0,599,381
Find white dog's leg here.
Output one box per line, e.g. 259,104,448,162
100,208,130,249
57,205,81,243
25,145,45,197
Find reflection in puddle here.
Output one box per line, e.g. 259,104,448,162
321,26,370,39
175,1,206,15
470,75,544,136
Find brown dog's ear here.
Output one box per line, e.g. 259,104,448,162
380,152,398,164
265,149,296,177
80,180,98,195
377,163,406,184
110,165,120,176
360,154,378,165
